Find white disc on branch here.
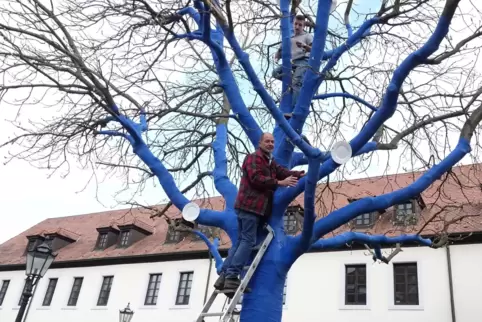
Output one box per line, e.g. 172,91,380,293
331,141,352,164
182,202,200,222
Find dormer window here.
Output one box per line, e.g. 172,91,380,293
348,198,380,228
95,227,120,250
118,230,131,247
284,205,304,235
394,200,417,226
115,223,152,248
353,212,375,228
165,227,183,243
98,233,108,248
25,235,45,254
194,226,212,240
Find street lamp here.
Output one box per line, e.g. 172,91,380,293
119,303,134,322
16,241,56,322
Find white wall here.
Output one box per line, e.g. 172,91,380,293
449,243,482,322
0,244,480,322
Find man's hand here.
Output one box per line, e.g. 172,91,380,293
278,176,298,187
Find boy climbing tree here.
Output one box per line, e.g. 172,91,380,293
272,15,313,107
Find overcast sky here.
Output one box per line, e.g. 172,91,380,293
0,0,477,245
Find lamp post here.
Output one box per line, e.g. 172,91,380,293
15,241,56,322
119,303,134,322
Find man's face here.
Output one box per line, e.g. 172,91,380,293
294,19,305,35
259,134,275,154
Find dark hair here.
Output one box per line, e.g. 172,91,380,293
295,14,306,21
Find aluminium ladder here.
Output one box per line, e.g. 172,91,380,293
195,224,275,322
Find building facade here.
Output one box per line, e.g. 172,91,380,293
1,164,482,322
0,243,481,322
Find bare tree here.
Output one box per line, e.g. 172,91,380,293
1,0,482,321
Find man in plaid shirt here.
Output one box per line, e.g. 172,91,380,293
214,133,305,292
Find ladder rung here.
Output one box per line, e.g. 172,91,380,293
215,289,236,294
200,312,223,317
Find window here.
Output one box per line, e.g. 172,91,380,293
119,230,130,247
97,233,108,249
393,263,419,305
194,226,212,240
67,277,83,306
176,272,193,305
97,276,114,306
0,280,10,306
26,239,36,252
166,227,182,243
345,264,366,305
283,212,297,234
394,202,416,225
144,274,162,305
354,212,374,227
42,278,58,306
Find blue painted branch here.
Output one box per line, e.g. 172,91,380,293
222,23,321,160
281,141,378,204
290,152,309,167
96,130,134,145
308,137,471,242
290,17,378,135
275,0,337,166
349,14,454,153
279,0,293,112
313,92,378,112
175,8,262,147
212,124,238,208
298,159,321,252
192,230,224,273
310,232,432,249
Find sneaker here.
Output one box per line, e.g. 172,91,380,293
223,277,241,291
214,274,225,290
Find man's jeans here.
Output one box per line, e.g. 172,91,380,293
221,209,261,279
272,57,310,107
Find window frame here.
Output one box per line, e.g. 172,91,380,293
283,211,298,234
175,271,193,306
118,230,131,247
353,212,375,228
165,227,183,243
42,278,58,306
96,233,108,249
394,201,417,225
144,273,162,306
339,261,370,310
388,261,423,311
0,280,10,306
67,277,84,306
393,262,419,306
344,264,367,306
97,276,114,306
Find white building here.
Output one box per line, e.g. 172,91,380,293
1,164,481,322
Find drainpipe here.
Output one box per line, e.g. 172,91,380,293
204,252,213,304
446,244,456,322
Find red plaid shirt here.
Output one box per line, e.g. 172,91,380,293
234,148,305,217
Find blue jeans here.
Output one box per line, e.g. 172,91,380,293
272,58,310,107
221,210,261,279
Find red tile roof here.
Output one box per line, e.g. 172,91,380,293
1,163,482,266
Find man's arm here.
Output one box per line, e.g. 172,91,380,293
273,161,305,180
245,154,278,189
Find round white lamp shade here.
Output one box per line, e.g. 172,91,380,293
331,141,352,164
182,202,200,222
